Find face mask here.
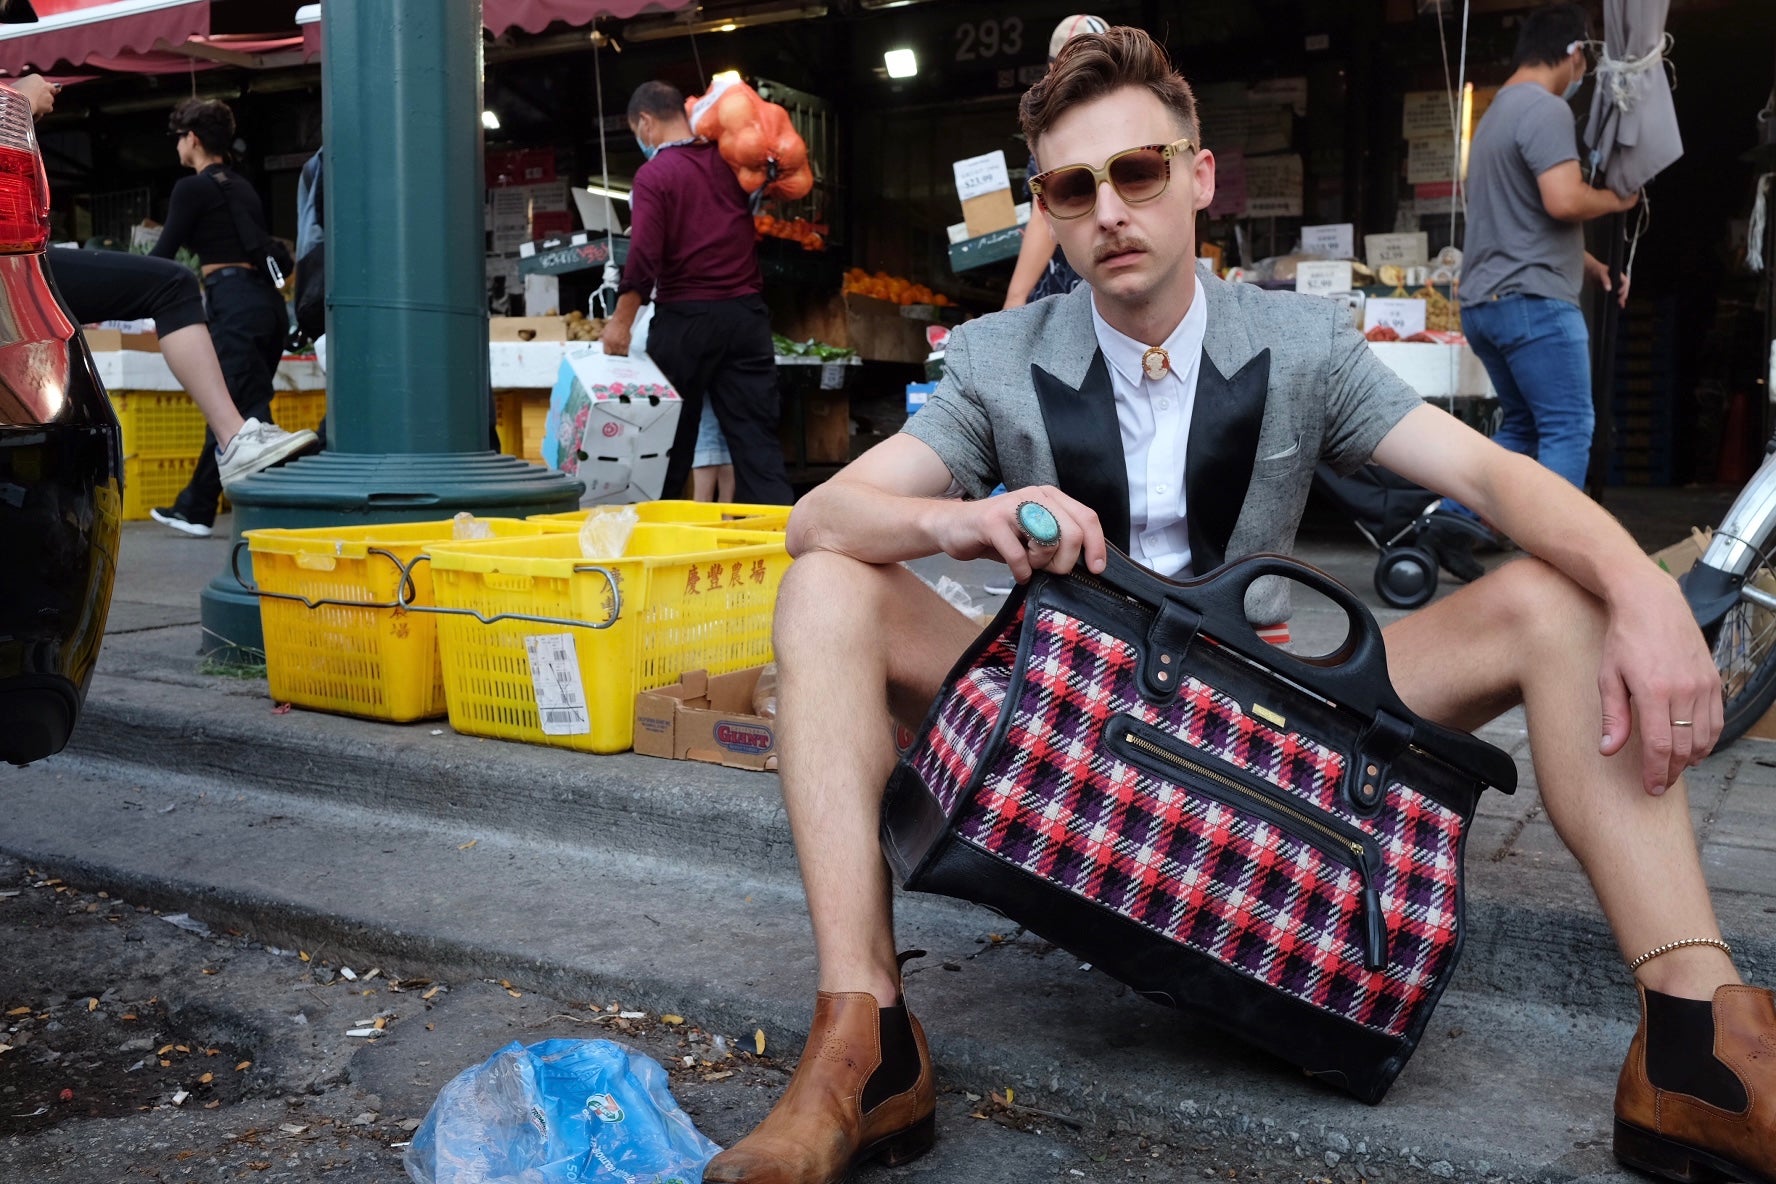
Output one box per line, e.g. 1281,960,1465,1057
636,135,657,161
1562,72,1583,102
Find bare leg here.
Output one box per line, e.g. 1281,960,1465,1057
717,464,737,504
772,553,983,1006
692,466,717,502
1384,558,1739,1000
159,323,246,450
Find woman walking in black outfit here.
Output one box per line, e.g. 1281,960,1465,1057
150,98,301,537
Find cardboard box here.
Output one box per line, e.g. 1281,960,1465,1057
547,348,683,505
82,326,160,352
1650,529,1711,581
490,315,566,342
634,667,779,771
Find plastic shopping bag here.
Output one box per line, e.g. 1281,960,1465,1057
403,1039,720,1184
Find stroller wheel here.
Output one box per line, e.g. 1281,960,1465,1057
1375,545,1439,609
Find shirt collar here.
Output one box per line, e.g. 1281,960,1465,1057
1089,283,1208,387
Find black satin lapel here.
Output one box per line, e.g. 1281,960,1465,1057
1031,353,1130,548
1186,348,1271,572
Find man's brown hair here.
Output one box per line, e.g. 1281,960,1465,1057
1019,26,1199,158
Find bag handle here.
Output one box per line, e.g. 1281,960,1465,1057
1061,548,1516,794
1090,549,1390,702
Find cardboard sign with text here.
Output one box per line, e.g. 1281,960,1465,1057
1296,260,1354,296
634,667,779,771
953,150,1018,237
1364,297,1428,338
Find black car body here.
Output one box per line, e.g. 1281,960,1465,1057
0,80,120,765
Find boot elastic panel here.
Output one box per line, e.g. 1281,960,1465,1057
1644,988,1749,1112
861,1003,920,1112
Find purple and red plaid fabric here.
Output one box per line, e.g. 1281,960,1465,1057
911,604,1463,1038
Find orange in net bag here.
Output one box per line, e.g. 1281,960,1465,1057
686,77,812,202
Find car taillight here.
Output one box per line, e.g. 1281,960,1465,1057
0,85,48,254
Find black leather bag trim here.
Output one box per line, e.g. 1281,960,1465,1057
910,836,1413,1104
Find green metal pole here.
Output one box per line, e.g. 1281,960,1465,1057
324,0,487,453
197,0,582,661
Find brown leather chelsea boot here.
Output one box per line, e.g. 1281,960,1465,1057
1614,984,1776,1184
703,991,935,1184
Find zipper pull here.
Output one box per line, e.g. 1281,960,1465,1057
1360,880,1389,972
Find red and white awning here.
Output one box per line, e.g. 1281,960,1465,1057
0,0,208,75
484,0,698,37
0,0,699,76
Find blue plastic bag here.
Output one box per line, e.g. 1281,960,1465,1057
404,1039,720,1184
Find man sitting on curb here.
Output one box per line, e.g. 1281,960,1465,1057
704,27,1772,1184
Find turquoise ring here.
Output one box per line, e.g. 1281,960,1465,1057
1015,500,1061,547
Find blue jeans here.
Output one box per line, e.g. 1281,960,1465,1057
1443,294,1593,516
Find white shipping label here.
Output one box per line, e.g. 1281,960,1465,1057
525,633,591,736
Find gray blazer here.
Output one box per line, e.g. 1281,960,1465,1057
902,270,1424,623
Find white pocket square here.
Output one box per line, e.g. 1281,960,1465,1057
1261,440,1301,462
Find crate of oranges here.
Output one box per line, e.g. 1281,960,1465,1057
843,268,951,309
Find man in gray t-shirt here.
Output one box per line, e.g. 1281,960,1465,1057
1431,3,1640,579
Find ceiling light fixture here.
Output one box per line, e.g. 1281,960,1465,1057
884,48,918,78
481,109,501,130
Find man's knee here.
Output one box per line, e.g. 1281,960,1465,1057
1474,556,1605,646
774,552,893,652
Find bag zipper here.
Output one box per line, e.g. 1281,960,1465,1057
1111,716,1389,971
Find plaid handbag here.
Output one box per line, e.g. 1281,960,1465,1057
882,550,1517,1103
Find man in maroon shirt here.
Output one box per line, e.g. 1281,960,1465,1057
602,81,795,505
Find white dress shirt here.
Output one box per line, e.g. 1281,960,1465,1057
1089,287,1209,578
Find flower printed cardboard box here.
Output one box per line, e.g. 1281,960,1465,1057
545,348,683,505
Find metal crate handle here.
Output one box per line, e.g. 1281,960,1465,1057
398,553,623,631
231,540,420,610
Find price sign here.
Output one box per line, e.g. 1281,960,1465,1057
1364,232,1430,269
952,150,1011,202
1295,260,1353,296
1300,223,1354,258
1363,298,1428,338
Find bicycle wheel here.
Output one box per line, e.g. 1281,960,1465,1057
1709,559,1776,746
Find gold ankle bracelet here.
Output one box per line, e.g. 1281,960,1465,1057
1627,937,1734,973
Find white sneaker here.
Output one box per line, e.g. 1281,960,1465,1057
149,506,213,538
217,418,319,488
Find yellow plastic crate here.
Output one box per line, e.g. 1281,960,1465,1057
425,524,790,753
491,392,548,461
528,500,791,533
110,391,207,459
121,455,199,520
519,394,549,462
244,518,547,722
269,390,327,436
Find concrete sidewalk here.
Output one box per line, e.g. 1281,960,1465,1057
7,492,1773,1184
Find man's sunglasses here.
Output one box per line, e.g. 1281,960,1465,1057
1028,138,1196,220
